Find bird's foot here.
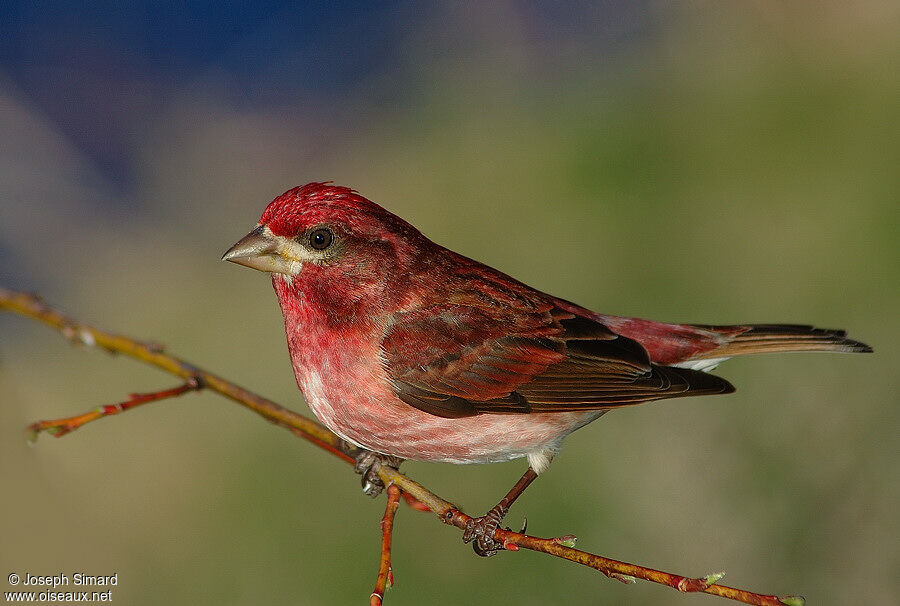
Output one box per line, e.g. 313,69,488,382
462,504,516,557
353,450,403,497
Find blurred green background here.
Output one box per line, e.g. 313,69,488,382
1,3,897,605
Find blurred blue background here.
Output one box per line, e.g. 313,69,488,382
1,2,897,605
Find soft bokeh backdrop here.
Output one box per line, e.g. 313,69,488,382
2,3,897,605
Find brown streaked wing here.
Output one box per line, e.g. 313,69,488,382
384,305,734,419
384,302,566,417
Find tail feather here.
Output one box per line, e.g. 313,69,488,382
694,324,873,358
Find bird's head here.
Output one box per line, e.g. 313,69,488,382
223,183,431,315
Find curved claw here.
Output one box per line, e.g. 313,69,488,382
353,451,404,497
462,506,508,557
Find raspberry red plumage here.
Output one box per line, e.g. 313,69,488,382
225,183,871,473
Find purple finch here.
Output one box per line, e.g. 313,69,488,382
223,182,871,555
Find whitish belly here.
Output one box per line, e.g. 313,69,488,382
300,370,604,467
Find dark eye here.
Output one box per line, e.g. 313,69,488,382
308,227,334,250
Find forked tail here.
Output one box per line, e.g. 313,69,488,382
694,324,873,358
588,312,872,366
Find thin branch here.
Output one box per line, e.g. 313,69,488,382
371,483,401,606
1,287,804,606
399,491,430,512
1,287,357,464
26,379,202,440
375,467,802,606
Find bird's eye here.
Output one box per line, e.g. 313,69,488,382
308,227,334,251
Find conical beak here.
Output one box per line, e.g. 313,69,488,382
222,225,291,273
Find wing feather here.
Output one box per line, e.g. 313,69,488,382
383,292,733,419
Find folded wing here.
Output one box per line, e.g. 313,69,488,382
383,299,734,419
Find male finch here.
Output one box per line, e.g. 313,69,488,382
223,183,871,555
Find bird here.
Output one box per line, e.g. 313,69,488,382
222,182,871,556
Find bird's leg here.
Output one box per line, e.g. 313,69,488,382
353,450,404,497
462,467,539,557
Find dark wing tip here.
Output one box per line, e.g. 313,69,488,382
662,365,735,396
843,339,873,353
